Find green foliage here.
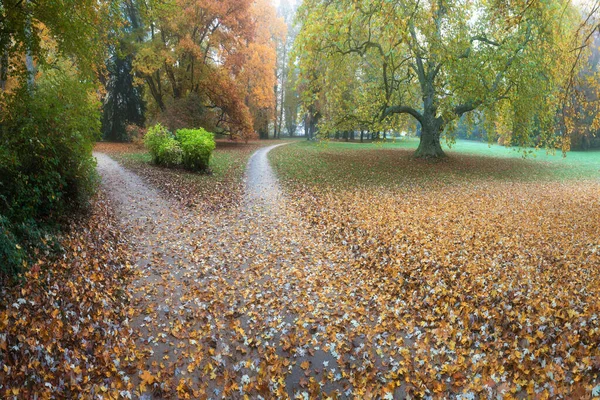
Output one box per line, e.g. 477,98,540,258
0,216,24,278
293,0,583,157
176,128,215,171
101,55,145,142
144,123,172,163
158,137,183,167
144,124,215,171
0,0,120,81
0,69,100,278
101,2,145,142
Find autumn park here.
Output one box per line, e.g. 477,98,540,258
2,0,600,398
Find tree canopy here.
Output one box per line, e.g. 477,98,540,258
132,0,284,140
0,0,118,85
294,0,586,158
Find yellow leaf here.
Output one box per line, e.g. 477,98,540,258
140,370,155,385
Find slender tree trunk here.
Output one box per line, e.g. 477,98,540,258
309,113,317,139
277,43,287,139
360,130,364,143
304,113,310,140
145,76,166,111
273,83,278,139
415,114,446,158
0,48,8,91
25,0,35,89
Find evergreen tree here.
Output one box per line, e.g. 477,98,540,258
101,1,145,142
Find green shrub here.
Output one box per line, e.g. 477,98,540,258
144,123,172,163
158,137,183,166
176,128,216,171
0,217,24,278
143,125,215,171
0,69,100,279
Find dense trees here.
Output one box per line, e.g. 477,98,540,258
133,0,283,141
565,31,600,150
294,0,587,158
273,0,300,138
0,1,117,84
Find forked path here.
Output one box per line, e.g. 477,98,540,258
95,146,393,398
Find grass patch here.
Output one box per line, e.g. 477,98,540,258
270,139,600,189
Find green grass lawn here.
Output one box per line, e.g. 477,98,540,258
270,139,600,188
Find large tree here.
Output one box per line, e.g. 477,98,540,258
294,0,583,158
102,0,146,142
133,0,282,140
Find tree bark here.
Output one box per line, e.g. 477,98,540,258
415,115,446,159
25,0,35,89
277,43,287,139
145,76,166,112
0,48,8,91
304,113,310,140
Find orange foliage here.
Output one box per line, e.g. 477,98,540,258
135,0,284,140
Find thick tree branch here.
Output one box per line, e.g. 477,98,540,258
382,105,423,123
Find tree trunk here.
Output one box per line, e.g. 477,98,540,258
25,0,35,89
273,81,279,139
145,76,166,112
0,48,8,91
415,116,446,159
304,113,310,140
277,44,286,139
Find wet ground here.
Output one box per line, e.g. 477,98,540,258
95,146,388,398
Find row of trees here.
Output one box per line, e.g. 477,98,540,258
292,0,600,157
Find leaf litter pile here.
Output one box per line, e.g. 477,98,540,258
2,142,600,399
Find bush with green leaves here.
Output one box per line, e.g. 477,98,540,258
176,128,216,171
158,137,183,166
144,125,215,171
0,70,101,279
144,123,172,163
0,216,24,278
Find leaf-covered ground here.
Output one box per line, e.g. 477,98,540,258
3,140,599,398
0,192,138,398
270,141,600,398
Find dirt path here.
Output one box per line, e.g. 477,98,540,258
95,147,396,399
